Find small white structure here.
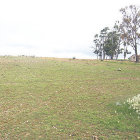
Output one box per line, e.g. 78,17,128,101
128,54,140,62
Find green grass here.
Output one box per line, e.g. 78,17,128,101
0,56,140,139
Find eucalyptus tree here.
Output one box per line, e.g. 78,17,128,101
113,21,123,60
99,27,109,60
93,27,109,60
120,5,140,62
114,21,131,60
104,31,120,59
93,34,100,59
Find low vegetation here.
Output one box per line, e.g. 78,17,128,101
0,56,140,139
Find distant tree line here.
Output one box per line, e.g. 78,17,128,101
93,5,140,62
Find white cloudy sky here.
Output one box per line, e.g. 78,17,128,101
0,0,140,59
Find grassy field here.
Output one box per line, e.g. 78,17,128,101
0,56,140,140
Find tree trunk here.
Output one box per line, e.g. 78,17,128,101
100,51,103,61
124,52,126,60
135,45,138,62
100,53,102,60
103,51,105,60
116,52,118,60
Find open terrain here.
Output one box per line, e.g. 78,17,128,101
0,56,140,139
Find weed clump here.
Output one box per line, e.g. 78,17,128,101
126,94,140,117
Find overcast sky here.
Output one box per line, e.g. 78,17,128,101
0,0,140,59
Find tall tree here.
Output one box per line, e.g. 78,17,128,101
93,34,100,59
99,27,109,60
114,21,130,60
93,27,109,60
104,31,120,59
113,21,123,60
120,5,140,62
